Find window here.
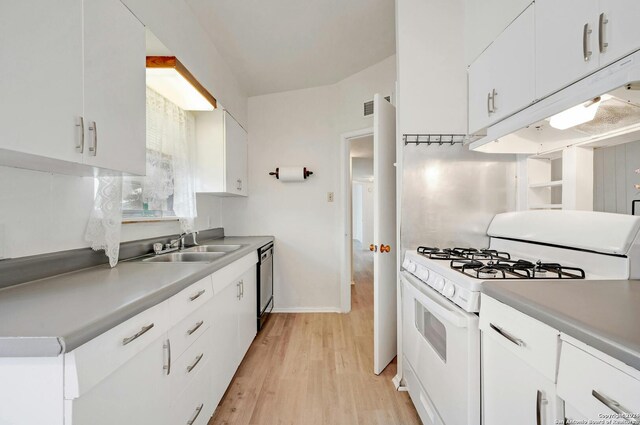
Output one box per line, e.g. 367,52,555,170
122,88,197,224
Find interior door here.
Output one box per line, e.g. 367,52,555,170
373,94,397,375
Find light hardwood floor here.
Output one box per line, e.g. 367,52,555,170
209,244,420,425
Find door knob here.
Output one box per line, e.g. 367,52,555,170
380,244,391,253
369,244,377,252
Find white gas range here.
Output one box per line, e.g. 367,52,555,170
400,210,640,425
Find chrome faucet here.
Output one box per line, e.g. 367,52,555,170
153,231,199,255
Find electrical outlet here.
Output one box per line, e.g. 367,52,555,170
327,192,334,202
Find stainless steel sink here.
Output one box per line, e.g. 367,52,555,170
141,252,226,263
183,244,244,253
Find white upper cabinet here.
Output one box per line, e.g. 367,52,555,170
536,0,640,99
535,0,600,99
0,0,146,176
195,110,248,197
0,1,84,165
83,0,146,175
468,4,535,134
598,0,640,68
465,0,532,65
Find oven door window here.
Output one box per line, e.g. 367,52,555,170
415,299,447,362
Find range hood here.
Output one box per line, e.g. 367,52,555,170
470,50,640,155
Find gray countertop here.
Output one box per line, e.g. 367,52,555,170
0,236,273,357
482,280,640,371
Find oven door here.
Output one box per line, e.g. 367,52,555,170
401,271,480,425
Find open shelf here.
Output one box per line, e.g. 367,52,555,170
529,180,563,189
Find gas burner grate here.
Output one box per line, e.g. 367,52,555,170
450,257,585,280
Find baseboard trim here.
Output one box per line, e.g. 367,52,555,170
271,307,342,314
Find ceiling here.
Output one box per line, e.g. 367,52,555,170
185,0,396,96
350,135,373,158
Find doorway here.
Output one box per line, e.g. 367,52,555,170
350,135,375,311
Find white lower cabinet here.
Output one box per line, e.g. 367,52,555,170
66,336,170,425
57,252,260,425
210,264,258,406
558,341,640,422
482,332,561,425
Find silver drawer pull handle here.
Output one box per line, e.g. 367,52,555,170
187,403,204,425
583,22,593,61
88,121,98,156
599,13,609,53
75,116,85,153
592,390,639,424
189,289,206,301
163,339,171,375
187,353,204,373
489,323,525,347
187,320,204,336
122,323,154,346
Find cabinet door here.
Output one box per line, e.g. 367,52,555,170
67,336,169,425
0,1,83,163
468,5,535,134
209,280,241,406
536,0,600,99
482,332,560,425
237,265,257,359
83,0,146,175
598,0,640,68
224,112,248,196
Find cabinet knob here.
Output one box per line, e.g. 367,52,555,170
369,244,377,252
380,244,391,253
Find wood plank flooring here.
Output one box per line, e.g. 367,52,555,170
209,244,420,425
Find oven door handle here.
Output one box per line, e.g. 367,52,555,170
401,272,469,328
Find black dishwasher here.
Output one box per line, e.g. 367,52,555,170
257,242,273,331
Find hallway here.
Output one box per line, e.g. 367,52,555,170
209,245,419,425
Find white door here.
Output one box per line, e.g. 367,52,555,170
224,111,248,196
83,0,146,175
0,0,84,163
483,332,559,425
373,94,397,375
67,336,170,425
237,265,257,358
598,0,640,68
468,4,535,134
535,0,600,99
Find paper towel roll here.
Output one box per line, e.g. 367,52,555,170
278,167,308,182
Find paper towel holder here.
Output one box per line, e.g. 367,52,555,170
269,167,314,180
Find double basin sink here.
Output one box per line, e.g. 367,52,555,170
141,244,245,263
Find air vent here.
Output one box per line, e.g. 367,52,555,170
363,96,391,116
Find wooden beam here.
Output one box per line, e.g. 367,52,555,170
146,56,217,109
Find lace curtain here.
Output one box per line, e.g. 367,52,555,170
86,88,198,267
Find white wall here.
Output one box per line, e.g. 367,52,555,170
594,141,640,215
221,56,397,311
352,157,374,180
361,181,374,248
352,183,363,243
0,164,223,259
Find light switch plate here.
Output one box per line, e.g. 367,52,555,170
327,192,334,202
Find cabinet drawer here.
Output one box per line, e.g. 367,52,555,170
172,369,214,425
479,295,559,382
558,342,640,421
168,303,212,360
171,327,212,395
64,300,170,398
404,356,445,425
169,276,213,324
